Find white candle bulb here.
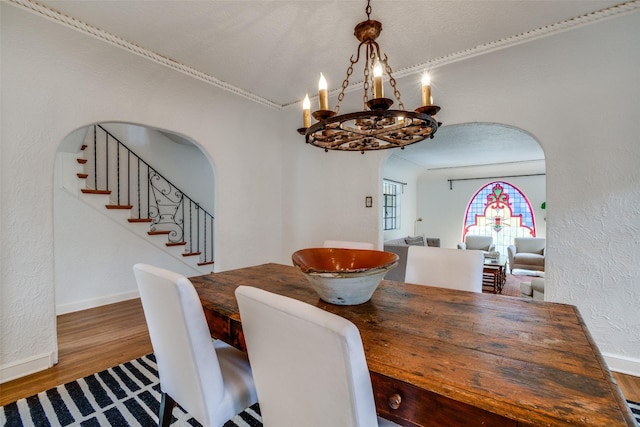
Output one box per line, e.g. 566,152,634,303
318,73,328,110
302,94,311,128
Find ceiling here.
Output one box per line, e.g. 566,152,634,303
392,123,544,170
30,0,625,168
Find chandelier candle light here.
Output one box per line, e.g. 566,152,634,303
297,0,441,153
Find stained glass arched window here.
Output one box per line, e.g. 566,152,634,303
462,181,536,256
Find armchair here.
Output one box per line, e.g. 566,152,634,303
457,235,495,255
507,237,545,273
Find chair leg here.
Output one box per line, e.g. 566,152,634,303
159,392,176,427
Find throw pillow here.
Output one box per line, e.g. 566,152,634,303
405,236,425,246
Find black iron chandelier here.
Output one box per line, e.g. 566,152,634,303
297,0,441,153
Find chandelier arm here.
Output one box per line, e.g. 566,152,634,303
370,40,382,61
335,40,368,114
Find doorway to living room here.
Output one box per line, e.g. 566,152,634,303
382,122,546,251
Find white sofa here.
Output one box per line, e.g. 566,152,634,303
383,236,440,282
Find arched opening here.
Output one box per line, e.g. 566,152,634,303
381,122,545,251
53,122,216,315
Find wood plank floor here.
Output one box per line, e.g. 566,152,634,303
1,298,639,407
0,299,152,406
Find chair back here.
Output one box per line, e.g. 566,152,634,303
235,286,380,427
133,264,225,426
464,235,494,251
405,246,484,292
323,240,375,250
514,237,546,254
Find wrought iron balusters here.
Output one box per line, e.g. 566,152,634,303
84,125,214,265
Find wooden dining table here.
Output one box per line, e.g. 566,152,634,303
190,263,635,427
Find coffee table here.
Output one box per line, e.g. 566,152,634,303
483,255,507,293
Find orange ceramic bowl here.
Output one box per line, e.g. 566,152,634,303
292,248,398,305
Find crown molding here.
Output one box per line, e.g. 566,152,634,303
9,0,639,110
392,0,640,80
8,0,282,110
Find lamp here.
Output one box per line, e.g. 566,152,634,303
414,217,423,236
297,0,441,153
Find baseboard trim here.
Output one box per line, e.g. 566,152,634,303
604,353,640,377
0,352,55,384
56,290,140,315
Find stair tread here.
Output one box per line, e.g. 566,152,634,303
81,189,111,195
198,261,215,266
183,252,202,257
148,230,170,235
105,205,133,210
77,173,88,179
166,241,187,247
77,158,87,164
128,218,153,223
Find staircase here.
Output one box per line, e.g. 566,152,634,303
74,124,215,271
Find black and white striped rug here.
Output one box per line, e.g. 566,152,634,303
629,400,640,426
2,354,639,426
0,354,261,426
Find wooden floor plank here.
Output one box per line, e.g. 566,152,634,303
0,299,152,406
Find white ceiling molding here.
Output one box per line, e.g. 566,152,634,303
10,0,640,110
391,0,640,81
304,0,640,109
8,0,282,110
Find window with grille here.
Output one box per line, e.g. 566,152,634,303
383,180,400,230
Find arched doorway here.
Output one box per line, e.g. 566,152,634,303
381,122,545,249
53,122,216,315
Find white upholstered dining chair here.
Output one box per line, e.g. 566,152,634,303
235,286,400,427
323,239,376,250
133,264,258,427
405,246,484,292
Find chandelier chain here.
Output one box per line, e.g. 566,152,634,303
365,0,372,19
336,56,357,115
362,49,373,108
382,55,405,110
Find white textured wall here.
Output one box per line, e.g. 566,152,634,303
54,178,206,314
1,4,283,381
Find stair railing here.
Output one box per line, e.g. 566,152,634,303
84,124,214,265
